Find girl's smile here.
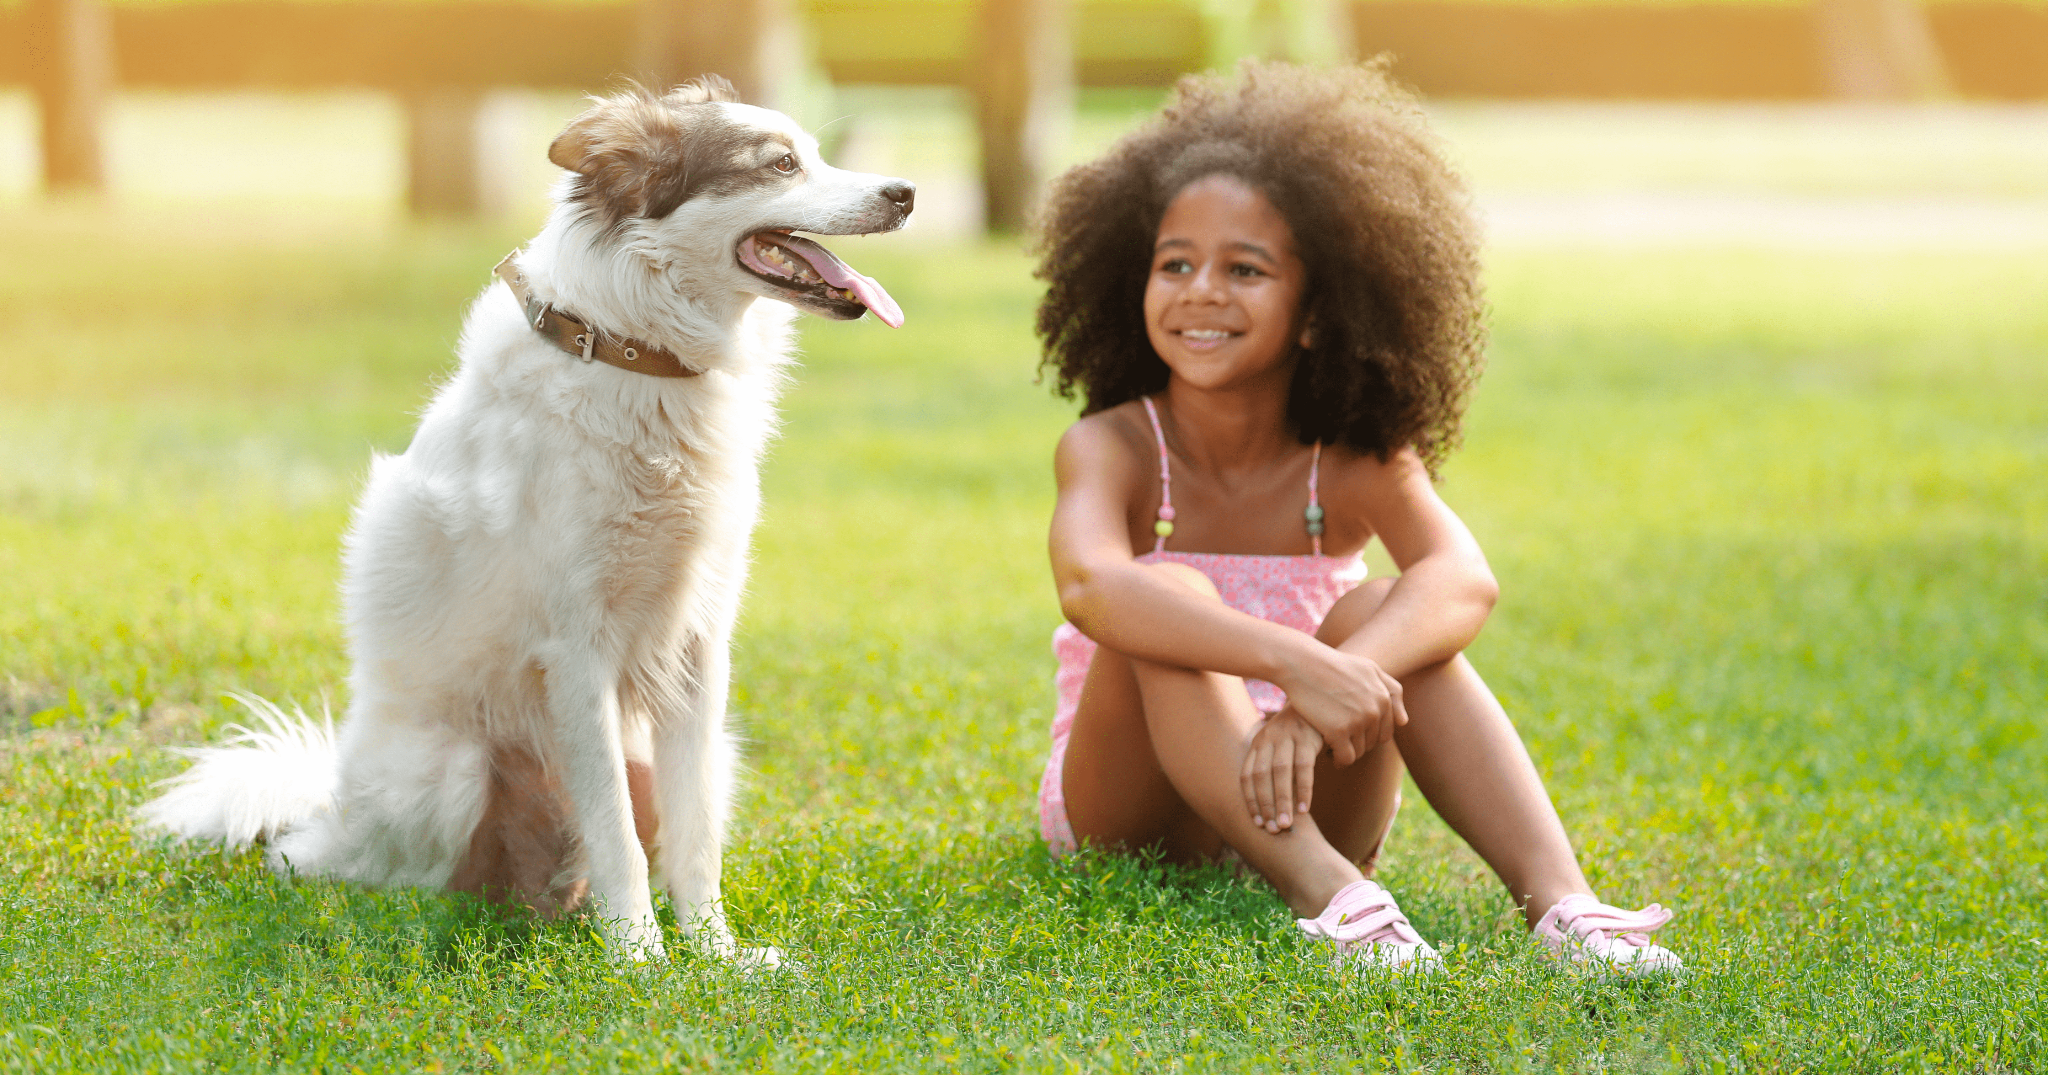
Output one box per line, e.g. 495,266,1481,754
1144,174,1309,388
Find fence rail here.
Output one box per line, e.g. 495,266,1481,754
3,1,2043,95
5,0,2045,223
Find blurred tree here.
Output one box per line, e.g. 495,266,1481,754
974,0,1073,234
23,0,110,194
637,0,827,119
1814,0,1951,99
1201,0,1355,70
404,90,509,218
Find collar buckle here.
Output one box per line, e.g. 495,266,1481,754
491,251,702,379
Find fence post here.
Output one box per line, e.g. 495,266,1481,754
637,0,807,113
974,0,1073,235
404,89,498,218
23,0,112,195
1814,0,1951,99
1204,0,1356,70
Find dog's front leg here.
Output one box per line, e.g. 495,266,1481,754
650,633,739,959
544,658,665,962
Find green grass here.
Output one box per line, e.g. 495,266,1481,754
1,192,2044,1072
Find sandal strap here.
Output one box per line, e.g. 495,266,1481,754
1297,881,1426,946
1538,894,1674,949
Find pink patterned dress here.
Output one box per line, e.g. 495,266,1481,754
1038,397,1367,854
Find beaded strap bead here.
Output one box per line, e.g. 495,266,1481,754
1305,442,1324,557
1143,396,1175,551
1143,395,1325,556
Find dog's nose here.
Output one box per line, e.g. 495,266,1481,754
882,181,915,214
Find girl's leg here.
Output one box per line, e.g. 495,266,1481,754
1300,579,1406,869
1061,563,1400,918
1317,583,1594,927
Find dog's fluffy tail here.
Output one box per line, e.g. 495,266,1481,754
135,692,339,849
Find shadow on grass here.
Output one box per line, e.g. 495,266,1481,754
139,844,614,985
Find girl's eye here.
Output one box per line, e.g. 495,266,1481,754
772,154,798,174
1159,258,1192,274
1230,263,1265,278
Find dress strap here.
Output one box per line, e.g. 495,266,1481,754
1141,395,1175,553
1306,442,1325,557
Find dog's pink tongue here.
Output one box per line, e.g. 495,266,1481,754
779,234,904,328
837,269,904,329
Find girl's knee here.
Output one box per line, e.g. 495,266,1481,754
1146,560,1223,601
1316,576,1396,644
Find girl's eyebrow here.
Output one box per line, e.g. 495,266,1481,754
1153,237,1280,262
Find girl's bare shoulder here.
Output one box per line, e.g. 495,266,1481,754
1055,402,1156,483
1317,443,1434,511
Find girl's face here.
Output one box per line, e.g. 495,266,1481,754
1143,174,1309,392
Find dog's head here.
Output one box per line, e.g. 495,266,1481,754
548,78,913,327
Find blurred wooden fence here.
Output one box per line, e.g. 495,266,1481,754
4,0,2045,228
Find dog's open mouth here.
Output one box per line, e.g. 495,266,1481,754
737,231,904,328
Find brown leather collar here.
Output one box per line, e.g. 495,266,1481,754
493,254,702,378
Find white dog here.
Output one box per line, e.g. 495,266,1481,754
137,78,913,962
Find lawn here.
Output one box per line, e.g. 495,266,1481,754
3,118,2046,1070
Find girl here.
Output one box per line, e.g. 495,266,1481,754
1032,62,1679,974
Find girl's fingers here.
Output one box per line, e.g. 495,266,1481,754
1254,741,1280,832
1241,744,1265,824
1291,732,1319,816
1327,727,1360,768
1246,737,1272,827
1384,672,1409,726
1270,746,1295,830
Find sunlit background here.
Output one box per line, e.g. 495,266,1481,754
4,0,2047,236
3,1,2045,1069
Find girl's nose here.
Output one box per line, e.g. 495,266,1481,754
1185,263,1227,302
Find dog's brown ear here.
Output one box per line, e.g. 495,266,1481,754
551,76,733,176
549,94,687,225
666,74,739,106
547,109,606,175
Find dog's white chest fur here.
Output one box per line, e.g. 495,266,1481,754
345,295,786,738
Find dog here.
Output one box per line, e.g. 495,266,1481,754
136,77,914,963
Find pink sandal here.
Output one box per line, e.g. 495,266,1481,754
1296,880,1443,974
1534,894,1682,975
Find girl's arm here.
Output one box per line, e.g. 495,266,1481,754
1050,416,1300,677
1050,416,1402,765
1238,446,1499,830
1333,447,1500,677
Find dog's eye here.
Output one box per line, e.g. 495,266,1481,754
772,154,798,174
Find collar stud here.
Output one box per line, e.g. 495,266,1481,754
491,252,703,378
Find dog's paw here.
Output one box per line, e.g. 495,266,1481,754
595,919,669,966
732,945,798,977
605,943,667,967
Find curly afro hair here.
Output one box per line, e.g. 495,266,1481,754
1034,59,1486,475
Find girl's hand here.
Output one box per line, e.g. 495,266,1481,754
1276,644,1407,766
1239,710,1325,833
